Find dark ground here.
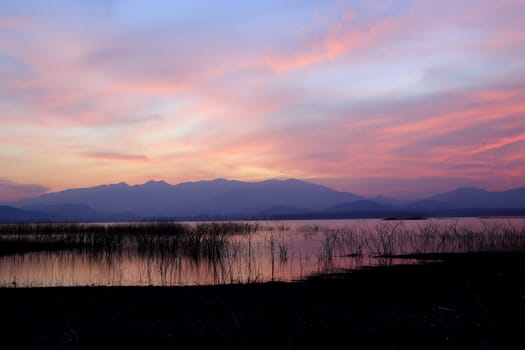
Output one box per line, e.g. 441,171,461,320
1,252,524,349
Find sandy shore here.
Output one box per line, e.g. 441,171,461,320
1,252,524,349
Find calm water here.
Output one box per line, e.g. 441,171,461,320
1,218,525,287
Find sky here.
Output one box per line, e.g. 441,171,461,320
1,0,525,201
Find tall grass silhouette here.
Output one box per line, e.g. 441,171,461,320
1,220,525,286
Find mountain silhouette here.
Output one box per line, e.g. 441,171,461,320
8,181,525,221
404,200,450,211
16,179,364,219
21,203,138,222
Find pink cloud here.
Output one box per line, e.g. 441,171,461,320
2,0,525,198
261,12,399,72
82,152,151,162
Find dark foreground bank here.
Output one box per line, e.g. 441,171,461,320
1,252,524,350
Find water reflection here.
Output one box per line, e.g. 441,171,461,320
1,218,524,287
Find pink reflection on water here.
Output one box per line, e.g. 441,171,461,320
1,218,524,287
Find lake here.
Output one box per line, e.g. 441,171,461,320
1,217,524,287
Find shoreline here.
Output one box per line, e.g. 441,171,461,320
1,252,524,349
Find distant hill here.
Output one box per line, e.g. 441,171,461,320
371,196,411,207
255,205,315,217
21,203,138,222
326,200,394,212
211,179,363,215
0,205,57,223
15,179,364,219
425,187,525,209
404,200,450,211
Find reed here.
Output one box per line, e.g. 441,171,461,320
2,220,525,287
0,221,258,259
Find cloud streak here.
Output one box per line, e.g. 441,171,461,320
82,152,151,162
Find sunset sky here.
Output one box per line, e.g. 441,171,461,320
1,0,525,201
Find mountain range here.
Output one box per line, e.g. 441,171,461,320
1,179,525,222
